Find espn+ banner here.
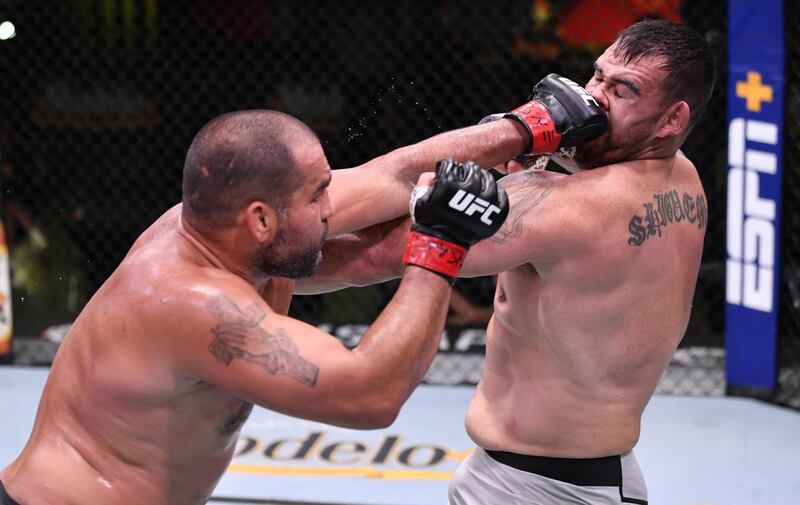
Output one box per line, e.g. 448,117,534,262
725,0,785,392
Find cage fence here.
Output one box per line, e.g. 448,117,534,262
0,0,795,407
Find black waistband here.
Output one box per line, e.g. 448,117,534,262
0,480,21,505
485,449,622,487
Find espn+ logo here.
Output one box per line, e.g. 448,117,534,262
448,189,502,225
726,117,779,312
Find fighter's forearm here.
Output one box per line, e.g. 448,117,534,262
294,217,409,295
350,266,450,417
327,120,526,236
392,119,528,177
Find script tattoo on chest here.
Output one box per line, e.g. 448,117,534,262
490,171,554,244
627,190,707,246
206,294,319,387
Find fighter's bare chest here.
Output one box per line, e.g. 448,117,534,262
496,265,541,303
493,267,542,334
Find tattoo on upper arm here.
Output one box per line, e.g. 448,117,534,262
627,190,707,246
489,172,554,244
206,295,319,387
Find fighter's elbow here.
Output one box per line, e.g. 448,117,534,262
348,222,407,286
339,386,406,429
362,405,402,430
335,251,400,289
366,397,403,429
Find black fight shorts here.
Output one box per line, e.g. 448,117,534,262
0,481,21,505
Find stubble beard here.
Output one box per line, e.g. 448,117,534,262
574,115,660,169
250,220,327,279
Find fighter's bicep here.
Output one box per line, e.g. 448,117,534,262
295,218,408,295
460,170,567,275
493,170,559,243
327,165,411,236
173,291,361,419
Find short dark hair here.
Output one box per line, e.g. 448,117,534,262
182,110,313,228
613,19,716,129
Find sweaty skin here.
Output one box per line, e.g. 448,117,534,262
463,154,706,457
309,152,707,459
461,46,706,458
0,206,453,504
0,117,525,505
1,207,279,504
303,44,709,460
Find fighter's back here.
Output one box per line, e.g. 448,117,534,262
1,205,255,504
465,153,707,458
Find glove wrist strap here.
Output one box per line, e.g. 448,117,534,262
507,101,562,155
403,231,466,285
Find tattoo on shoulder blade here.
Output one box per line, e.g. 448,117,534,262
627,190,707,246
206,294,319,387
490,172,554,244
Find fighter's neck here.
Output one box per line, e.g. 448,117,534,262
176,217,225,268
635,137,682,161
177,215,271,291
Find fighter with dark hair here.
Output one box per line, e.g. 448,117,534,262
301,19,716,504
0,17,713,504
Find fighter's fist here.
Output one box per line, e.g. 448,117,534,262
403,159,509,284
481,74,608,156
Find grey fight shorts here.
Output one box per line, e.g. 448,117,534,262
448,447,648,505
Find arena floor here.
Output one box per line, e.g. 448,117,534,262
1,366,798,505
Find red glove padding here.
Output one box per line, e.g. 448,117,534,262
402,230,466,284
508,100,562,155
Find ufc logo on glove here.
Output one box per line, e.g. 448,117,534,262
448,189,503,226
557,76,601,109
404,159,509,284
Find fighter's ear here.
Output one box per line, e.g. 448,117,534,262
655,100,691,139
243,200,279,243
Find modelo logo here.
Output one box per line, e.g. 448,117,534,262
726,117,779,312
448,189,501,225
235,431,459,468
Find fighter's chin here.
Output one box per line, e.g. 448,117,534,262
284,250,323,279
573,137,617,170
572,154,605,170
252,247,323,280
297,251,324,279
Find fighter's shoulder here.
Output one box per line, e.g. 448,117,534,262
118,246,268,317
675,150,705,192
497,168,614,220
136,272,276,346
127,204,182,252
497,168,567,196
552,166,642,229
170,269,265,309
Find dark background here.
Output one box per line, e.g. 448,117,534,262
0,0,796,408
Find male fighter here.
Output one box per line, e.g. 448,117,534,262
0,110,513,505
301,19,715,504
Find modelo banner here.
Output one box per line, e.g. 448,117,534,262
725,0,785,393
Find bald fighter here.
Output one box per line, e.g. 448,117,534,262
303,19,715,504
0,110,516,504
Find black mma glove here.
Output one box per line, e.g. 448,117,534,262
403,159,509,284
481,74,608,155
